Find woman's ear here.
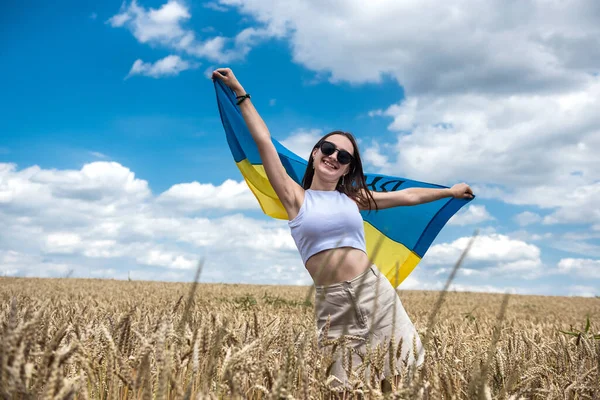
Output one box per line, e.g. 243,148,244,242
312,147,318,159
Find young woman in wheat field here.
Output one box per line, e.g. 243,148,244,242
212,68,474,390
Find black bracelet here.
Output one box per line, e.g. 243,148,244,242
236,93,251,105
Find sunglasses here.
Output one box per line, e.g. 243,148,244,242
319,141,354,165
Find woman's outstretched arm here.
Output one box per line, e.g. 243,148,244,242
213,68,304,219
361,183,474,210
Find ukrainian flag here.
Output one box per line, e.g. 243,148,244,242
214,79,473,287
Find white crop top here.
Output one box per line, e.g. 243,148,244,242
288,189,367,265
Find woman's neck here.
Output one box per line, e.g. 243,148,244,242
310,175,338,191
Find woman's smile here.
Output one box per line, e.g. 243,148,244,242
322,158,338,170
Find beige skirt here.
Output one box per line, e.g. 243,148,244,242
314,265,424,386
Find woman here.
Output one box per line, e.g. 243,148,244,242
212,68,474,389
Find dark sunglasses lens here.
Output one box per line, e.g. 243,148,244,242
320,141,335,155
337,151,352,165
321,141,352,164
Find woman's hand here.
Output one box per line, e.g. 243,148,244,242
450,183,474,199
212,68,245,95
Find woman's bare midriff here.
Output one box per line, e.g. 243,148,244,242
305,247,372,286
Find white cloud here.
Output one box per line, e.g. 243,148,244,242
364,83,600,232
108,0,281,65
514,211,542,227
448,205,494,226
108,0,191,42
0,250,74,278
508,230,553,243
552,239,600,258
108,12,130,27
203,66,215,79
90,151,108,159
540,183,600,225
45,233,83,254
368,82,600,185
446,283,516,295
0,162,150,210
399,271,522,294
429,234,541,263
0,162,303,282
127,55,198,78
157,179,259,211
566,285,598,298
363,142,390,169
218,0,599,91
204,2,229,12
137,250,198,270
280,129,323,160
558,258,600,279
425,234,543,278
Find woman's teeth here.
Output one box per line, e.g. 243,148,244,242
323,160,336,169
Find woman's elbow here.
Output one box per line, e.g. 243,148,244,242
406,193,421,206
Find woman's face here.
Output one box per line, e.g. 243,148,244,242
312,134,354,182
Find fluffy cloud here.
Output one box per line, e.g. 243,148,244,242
448,205,494,226
566,285,598,298
157,179,258,211
0,162,300,282
539,183,600,225
204,2,229,12
367,82,600,186
280,129,323,160
362,142,390,170
0,250,73,278
401,269,531,295
558,258,600,279
218,0,599,92
136,250,198,270
127,55,198,78
108,0,192,43
569,285,598,297
44,233,83,254
508,230,553,243
425,234,543,278
108,0,281,65
427,234,540,264
514,211,542,227
551,238,600,258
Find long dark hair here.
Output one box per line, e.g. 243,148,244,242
302,131,378,212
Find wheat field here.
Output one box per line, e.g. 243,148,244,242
0,275,598,399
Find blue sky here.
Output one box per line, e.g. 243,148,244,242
1,0,599,296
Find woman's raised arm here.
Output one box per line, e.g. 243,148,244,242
212,68,304,219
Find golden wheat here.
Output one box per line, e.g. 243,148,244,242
0,277,598,399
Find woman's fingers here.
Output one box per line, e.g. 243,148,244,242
212,69,226,80
452,183,474,199
212,68,240,89
212,69,227,81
